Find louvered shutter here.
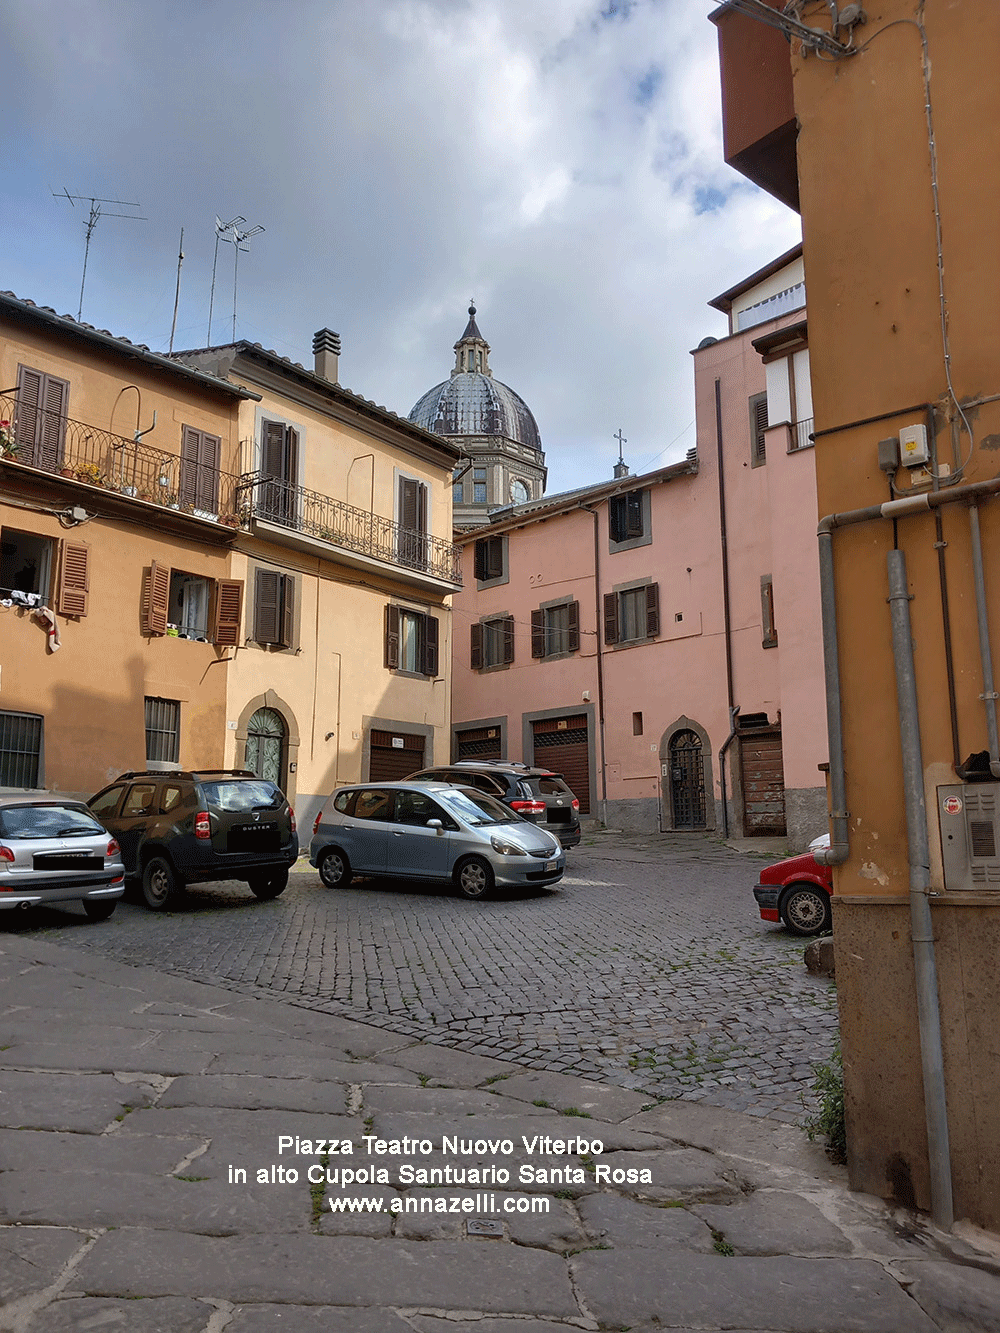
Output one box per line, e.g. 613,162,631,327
531,609,545,658
261,420,285,476
608,496,624,543
179,427,201,508
57,541,89,616
39,374,68,470
384,604,400,669
603,592,619,645
567,600,580,652
142,562,170,635
399,477,419,530
625,492,643,538
280,574,294,649
213,579,243,646
285,428,298,485
471,622,484,670
255,569,281,644
503,615,515,664
198,432,220,511
645,582,660,638
474,541,487,582
423,614,439,677
751,393,769,464
14,366,42,456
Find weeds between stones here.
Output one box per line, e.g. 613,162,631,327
802,1041,846,1164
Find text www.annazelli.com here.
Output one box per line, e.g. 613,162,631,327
329,1194,551,1214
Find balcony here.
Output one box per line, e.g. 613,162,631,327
0,392,243,526
236,472,463,591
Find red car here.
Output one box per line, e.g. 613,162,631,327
753,837,833,936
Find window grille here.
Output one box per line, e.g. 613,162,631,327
0,711,42,787
145,697,180,764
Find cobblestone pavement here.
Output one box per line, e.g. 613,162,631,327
9,831,839,1123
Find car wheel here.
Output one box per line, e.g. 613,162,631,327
318,848,352,888
82,899,116,921
248,869,289,900
455,856,494,900
779,883,832,936
142,855,180,911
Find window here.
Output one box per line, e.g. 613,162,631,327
141,562,242,644
510,478,529,504
14,365,68,470
354,790,394,821
0,710,43,787
122,783,158,818
145,697,180,765
609,490,651,549
473,534,506,584
471,615,514,670
89,784,125,817
397,475,428,569
473,467,487,504
0,530,88,615
453,479,464,504
531,600,580,659
260,418,299,523
761,574,778,648
604,583,660,645
633,711,643,736
749,392,768,467
179,426,221,515
385,604,439,676
254,569,294,648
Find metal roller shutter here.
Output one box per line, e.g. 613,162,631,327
532,715,591,814
369,730,426,782
455,726,502,760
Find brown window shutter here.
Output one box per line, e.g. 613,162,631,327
567,600,580,652
384,604,400,669
14,366,42,455
142,561,170,635
474,540,487,582
608,496,624,543
603,592,619,645
503,615,515,664
423,614,439,677
213,579,243,646
471,622,483,670
261,420,286,477
255,569,281,644
280,574,294,648
626,491,643,538
485,536,503,579
57,540,89,616
416,481,427,534
199,432,221,511
179,427,201,508
399,477,418,529
39,374,68,470
751,393,769,464
285,427,298,485
531,609,545,658
645,582,660,637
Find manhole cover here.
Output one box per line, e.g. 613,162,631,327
467,1218,503,1237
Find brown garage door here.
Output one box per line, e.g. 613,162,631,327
531,715,591,814
369,730,425,782
455,725,503,760
739,729,786,835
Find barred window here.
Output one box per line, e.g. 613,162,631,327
145,697,180,765
0,711,42,787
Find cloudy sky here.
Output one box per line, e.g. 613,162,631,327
1,0,800,494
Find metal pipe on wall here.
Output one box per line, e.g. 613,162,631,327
967,504,1000,778
886,548,954,1230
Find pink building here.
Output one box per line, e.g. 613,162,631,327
450,247,828,848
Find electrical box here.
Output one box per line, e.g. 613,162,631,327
899,424,929,467
938,783,1000,890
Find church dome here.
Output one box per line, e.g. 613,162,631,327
408,304,541,452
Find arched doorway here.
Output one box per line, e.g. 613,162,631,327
245,707,286,787
669,729,707,829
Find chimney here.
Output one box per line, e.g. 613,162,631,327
313,328,341,383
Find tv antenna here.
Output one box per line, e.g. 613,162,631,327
228,222,264,342
207,215,244,344
53,189,145,320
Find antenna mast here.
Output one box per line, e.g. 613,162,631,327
54,189,145,320
208,215,244,344
169,228,184,354
229,222,264,342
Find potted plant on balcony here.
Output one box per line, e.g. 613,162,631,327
0,421,17,459
74,462,105,486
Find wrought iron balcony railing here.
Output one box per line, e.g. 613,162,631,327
236,471,462,585
792,416,815,451
0,392,243,522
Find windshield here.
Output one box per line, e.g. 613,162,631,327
200,780,282,812
0,805,105,839
438,788,519,827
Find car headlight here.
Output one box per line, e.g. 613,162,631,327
490,835,526,856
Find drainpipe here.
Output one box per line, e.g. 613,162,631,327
580,504,608,822
967,504,1000,778
887,548,954,1230
715,378,737,836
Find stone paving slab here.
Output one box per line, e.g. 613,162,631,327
382,1043,522,1086
158,1073,350,1114
1,1038,211,1076
74,1231,580,1315
489,1068,653,1120
0,1226,84,1304
571,1250,942,1331
896,1258,1000,1331
367,1110,662,1152
226,1309,418,1333
595,1147,747,1202
0,1126,203,1176
362,1085,556,1117
0,1070,153,1133
577,1190,717,1250
692,1191,855,1255
206,1051,423,1084
24,1295,216,1332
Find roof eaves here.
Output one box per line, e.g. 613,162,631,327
707,243,804,315
0,293,260,400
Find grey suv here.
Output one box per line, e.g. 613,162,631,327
88,770,298,910
406,761,581,848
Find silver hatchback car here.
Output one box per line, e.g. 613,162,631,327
309,782,565,899
0,795,126,920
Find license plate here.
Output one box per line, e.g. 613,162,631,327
544,859,558,871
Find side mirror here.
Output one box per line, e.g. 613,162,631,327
427,818,443,833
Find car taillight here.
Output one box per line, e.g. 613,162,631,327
511,799,546,815
194,811,211,840
571,798,580,811
313,810,322,836
289,806,296,834
0,845,13,863
107,839,120,857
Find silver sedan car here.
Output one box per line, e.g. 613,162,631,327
0,795,126,920
309,782,565,899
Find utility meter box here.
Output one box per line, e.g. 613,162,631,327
899,423,930,467
938,783,1000,890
